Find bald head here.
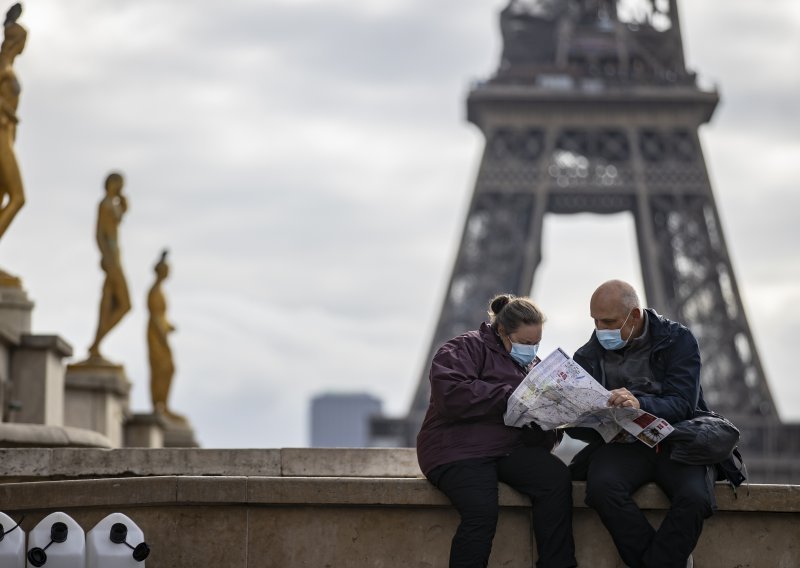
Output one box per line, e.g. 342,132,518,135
591,280,640,311
590,279,645,337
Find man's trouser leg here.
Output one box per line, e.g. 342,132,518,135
641,450,713,568
584,443,657,568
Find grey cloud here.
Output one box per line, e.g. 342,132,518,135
3,1,797,449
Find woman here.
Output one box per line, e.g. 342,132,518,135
417,294,576,568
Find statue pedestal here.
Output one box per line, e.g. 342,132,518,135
125,412,168,448
0,285,33,343
162,416,199,448
1,285,73,430
64,360,131,448
10,335,73,425
0,284,34,421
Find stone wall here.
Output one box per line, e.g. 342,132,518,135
1,448,798,567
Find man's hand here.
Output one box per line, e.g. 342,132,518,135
607,388,640,409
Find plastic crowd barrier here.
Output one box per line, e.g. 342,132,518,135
86,512,150,567
0,511,26,568
26,512,85,568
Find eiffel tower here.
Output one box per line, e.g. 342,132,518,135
375,0,800,482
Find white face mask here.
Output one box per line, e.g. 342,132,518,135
595,309,633,350
510,342,539,366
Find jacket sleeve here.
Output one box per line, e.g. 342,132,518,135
636,328,700,424
429,339,512,421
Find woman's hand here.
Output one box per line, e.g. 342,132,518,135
607,388,640,409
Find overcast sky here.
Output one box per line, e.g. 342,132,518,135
4,1,799,447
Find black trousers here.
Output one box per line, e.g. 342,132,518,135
427,446,576,568
584,442,713,568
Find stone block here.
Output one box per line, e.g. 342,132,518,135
0,475,796,567
162,417,199,448
246,505,533,568
64,363,131,447
0,286,33,343
0,424,110,451
9,334,72,425
0,476,178,511
125,412,167,448
47,448,281,477
0,447,51,477
280,447,423,477
169,506,248,567
177,476,247,504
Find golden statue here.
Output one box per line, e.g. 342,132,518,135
0,3,26,286
88,172,131,362
147,250,183,422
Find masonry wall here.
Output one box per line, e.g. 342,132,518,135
1,448,798,567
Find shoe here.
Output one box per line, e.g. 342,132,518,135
624,553,693,568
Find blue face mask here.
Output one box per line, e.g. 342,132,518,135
510,342,539,367
595,310,633,351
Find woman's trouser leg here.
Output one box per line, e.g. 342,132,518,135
498,446,577,568
428,458,500,568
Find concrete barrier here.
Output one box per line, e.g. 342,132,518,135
0,448,798,567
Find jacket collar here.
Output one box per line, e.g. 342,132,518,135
479,321,510,355
577,307,672,359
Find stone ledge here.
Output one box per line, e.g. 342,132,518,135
1,448,797,514
280,447,421,477
0,447,797,514
0,475,795,514
0,447,407,480
64,370,131,396
0,448,282,479
20,333,73,357
0,424,112,449
0,476,793,568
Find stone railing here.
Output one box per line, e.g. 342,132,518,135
1,448,798,567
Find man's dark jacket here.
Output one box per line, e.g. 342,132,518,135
569,309,709,453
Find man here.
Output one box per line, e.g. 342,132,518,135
88,172,131,360
569,279,712,568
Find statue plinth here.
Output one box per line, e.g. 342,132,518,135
0,280,33,343
161,413,199,448
64,360,131,448
0,268,23,289
125,412,169,448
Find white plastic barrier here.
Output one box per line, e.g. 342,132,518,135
86,513,149,567
26,512,85,568
0,511,26,568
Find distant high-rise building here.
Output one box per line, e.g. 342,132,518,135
309,393,382,447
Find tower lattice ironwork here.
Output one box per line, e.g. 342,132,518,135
393,0,800,482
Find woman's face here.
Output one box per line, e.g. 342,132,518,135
500,322,542,352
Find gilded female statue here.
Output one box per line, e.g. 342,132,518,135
0,3,26,241
148,250,183,422
88,172,132,360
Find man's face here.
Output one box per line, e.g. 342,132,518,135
590,294,636,338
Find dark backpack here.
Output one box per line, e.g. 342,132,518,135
667,410,747,492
